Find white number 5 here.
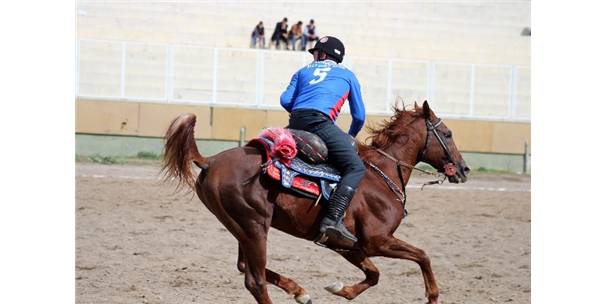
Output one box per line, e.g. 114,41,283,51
309,67,332,85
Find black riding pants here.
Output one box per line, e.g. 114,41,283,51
288,109,366,190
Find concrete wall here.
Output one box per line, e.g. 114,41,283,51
76,99,212,138
76,133,237,158
76,98,530,155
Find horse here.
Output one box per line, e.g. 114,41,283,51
161,101,469,304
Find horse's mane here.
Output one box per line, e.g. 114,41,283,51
358,105,424,161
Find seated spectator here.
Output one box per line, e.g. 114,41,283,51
250,21,265,48
271,17,289,50
288,21,304,51
301,19,318,51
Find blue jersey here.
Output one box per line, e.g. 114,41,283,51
280,60,366,137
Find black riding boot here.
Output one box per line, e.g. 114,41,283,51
319,185,358,243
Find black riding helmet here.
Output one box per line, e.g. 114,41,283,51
308,36,345,63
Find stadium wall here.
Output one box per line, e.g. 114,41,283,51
75,1,531,172
76,98,531,172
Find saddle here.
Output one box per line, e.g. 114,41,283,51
247,128,343,200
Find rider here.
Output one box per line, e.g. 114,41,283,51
280,36,366,244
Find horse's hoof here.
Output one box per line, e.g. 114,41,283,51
295,293,311,304
324,281,344,294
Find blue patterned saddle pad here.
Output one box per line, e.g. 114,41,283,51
273,158,340,200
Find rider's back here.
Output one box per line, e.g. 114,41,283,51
280,60,365,137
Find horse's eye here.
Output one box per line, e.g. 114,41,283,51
445,131,452,138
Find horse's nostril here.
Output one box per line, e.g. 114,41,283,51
463,166,471,173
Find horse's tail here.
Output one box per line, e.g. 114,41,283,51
161,113,208,190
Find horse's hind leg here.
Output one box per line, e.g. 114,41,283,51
324,250,380,300
238,244,312,304
239,233,273,304
378,236,439,304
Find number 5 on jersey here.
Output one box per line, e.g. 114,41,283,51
309,67,332,85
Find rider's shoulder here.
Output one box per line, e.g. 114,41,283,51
335,65,357,79
338,65,353,74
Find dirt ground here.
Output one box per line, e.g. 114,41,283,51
76,163,530,304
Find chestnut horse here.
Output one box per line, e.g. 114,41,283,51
162,101,469,304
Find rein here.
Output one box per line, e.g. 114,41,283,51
366,161,408,219
375,148,438,177
374,148,447,190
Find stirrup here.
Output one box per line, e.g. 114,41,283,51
315,219,358,245
324,225,358,243
313,232,330,247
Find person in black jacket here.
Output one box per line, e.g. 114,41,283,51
270,17,289,50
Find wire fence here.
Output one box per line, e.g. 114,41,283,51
77,39,530,122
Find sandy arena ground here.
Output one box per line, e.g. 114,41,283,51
76,163,530,304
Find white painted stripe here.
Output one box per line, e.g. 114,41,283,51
78,174,160,181
408,184,530,192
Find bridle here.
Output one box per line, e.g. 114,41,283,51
368,116,457,217
419,118,456,166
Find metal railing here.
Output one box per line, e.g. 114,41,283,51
76,39,530,122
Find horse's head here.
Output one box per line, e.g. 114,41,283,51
366,100,470,183
416,101,470,183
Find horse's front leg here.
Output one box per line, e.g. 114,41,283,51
378,237,439,304
238,244,312,304
266,268,312,304
237,244,247,273
324,249,380,300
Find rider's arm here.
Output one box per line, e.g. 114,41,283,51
347,74,366,137
280,72,299,112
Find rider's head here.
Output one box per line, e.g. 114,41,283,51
308,36,345,63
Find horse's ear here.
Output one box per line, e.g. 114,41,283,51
422,100,431,118
414,101,419,111
394,96,404,112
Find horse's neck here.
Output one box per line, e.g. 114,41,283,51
373,132,425,186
